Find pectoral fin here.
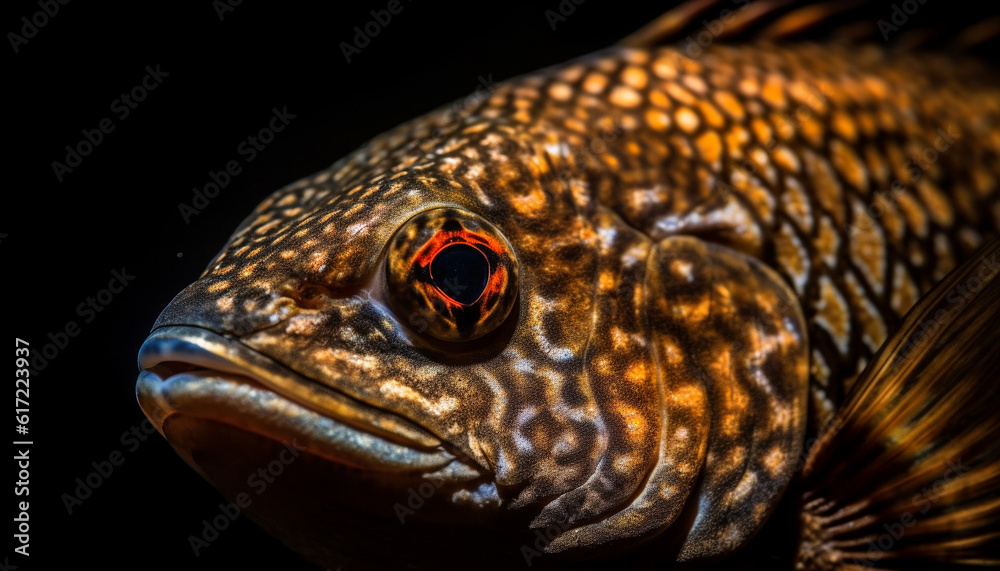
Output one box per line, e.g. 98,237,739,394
797,237,1000,569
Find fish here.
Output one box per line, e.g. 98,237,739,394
135,2,1000,569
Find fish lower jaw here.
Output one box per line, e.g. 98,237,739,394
136,325,479,476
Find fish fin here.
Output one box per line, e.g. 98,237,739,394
619,0,724,49
825,19,882,44
753,1,865,41
620,0,873,48
796,237,1000,569
887,26,948,53
886,16,1000,55
949,16,1000,52
622,1,999,55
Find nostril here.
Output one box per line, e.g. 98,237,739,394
277,277,373,312
280,281,339,309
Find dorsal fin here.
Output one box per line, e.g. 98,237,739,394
755,1,864,40
715,0,797,41
891,26,948,53
951,16,1000,52
621,0,867,48
619,0,724,49
620,0,1000,56
827,19,881,43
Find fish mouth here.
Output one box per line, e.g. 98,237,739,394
137,325,476,475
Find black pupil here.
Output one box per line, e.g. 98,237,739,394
430,244,490,305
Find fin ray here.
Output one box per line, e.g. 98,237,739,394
796,237,1000,569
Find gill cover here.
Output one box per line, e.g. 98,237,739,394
536,235,809,560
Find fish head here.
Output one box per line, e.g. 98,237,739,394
136,123,618,565
138,92,810,566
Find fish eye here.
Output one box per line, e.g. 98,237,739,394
430,243,490,305
386,207,518,342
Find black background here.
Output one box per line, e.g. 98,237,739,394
5,1,997,569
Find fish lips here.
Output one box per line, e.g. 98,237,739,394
136,325,482,479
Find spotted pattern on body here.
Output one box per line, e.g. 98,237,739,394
150,40,1000,560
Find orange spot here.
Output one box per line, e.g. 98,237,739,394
621,66,648,90
763,447,786,477
620,408,648,440
830,110,857,143
829,139,869,192
625,362,647,384
713,90,745,121
724,126,750,159
698,100,725,129
610,85,641,108
695,131,722,165
548,82,573,102
582,72,607,94
512,187,548,215
761,75,788,109
738,77,760,98
665,83,696,106
675,107,699,133
670,384,704,408
564,117,587,133
652,55,679,80
681,74,707,95
598,271,616,291
650,90,671,109
646,109,671,131
750,118,772,145
771,145,800,173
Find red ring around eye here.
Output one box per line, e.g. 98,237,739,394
413,229,505,270
413,228,509,310
386,207,519,342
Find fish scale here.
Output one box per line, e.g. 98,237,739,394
138,24,1000,570
198,42,998,425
